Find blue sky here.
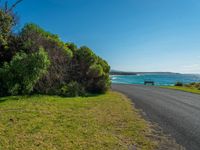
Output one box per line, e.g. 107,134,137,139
9,0,200,73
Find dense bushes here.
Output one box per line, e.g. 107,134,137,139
0,4,110,97
69,46,110,93
19,24,73,94
0,48,50,96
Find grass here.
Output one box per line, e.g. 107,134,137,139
162,86,200,94
0,91,158,150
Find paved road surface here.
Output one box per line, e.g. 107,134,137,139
112,84,200,150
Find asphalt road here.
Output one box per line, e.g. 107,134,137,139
112,84,200,150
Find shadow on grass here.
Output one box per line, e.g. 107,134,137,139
0,97,21,103
0,99,6,103
85,93,104,97
59,93,103,98
0,92,105,103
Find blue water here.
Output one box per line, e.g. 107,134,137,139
111,74,200,86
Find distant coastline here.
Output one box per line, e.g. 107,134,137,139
110,71,137,75
110,70,181,76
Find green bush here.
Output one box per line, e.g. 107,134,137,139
175,82,183,86
60,81,85,97
70,46,110,94
0,48,50,96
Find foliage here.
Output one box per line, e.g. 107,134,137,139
0,4,110,97
188,82,200,90
66,42,78,53
0,0,22,63
60,81,85,97
0,9,13,46
70,46,110,93
0,9,17,65
175,82,200,90
19,23,73,94
175,82,183,86
0,48,50,96
0,34,23,66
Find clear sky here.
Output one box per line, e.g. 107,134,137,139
8,0,200,73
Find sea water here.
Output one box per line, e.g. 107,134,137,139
111,74,200,86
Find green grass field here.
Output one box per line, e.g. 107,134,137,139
162,86,200,94
0,92,158,150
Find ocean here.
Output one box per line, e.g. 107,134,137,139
111,74,200,86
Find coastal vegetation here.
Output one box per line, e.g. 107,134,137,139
163,82,200,94
0,1,110,97
0,92,158,150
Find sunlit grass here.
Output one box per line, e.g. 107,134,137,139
0,92,157,150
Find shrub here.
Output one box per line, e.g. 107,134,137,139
193,83,200,89
0,48,50,96
60,81,85,97
19,23,73,94
175,82,183,86
86,63,110,93
70,46,110,94
193,83,200,90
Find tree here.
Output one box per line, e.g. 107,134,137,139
0,0,22,45
0,0,23,65
0,9,13,46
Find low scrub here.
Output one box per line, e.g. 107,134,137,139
188,82,200,90
175,82,200,90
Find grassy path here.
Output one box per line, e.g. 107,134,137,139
0,92,158,150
